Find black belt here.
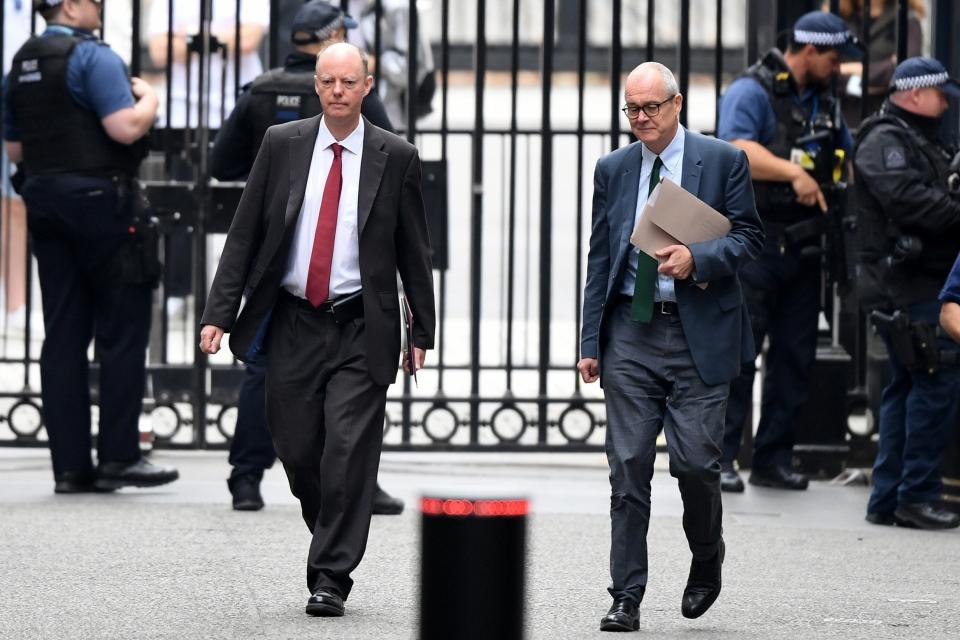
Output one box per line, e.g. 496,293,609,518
615,294,678,315
279,289,364,324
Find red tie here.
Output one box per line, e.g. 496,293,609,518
305,142,344,306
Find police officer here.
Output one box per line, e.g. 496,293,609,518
3,0,177,493
716,11,860,492
854,57,960,530
210,0,402,514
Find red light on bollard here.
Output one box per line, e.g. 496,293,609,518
419,495,527,640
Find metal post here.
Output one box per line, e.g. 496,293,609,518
678,0,690,127
234,0,241,100
861,0,872,125
896,0,908,63
406,0,419,139
374,0,383,89
192,0,214,448
714,0,723,129
574,0,587,392
469,0,487,444
268,0,279,68
434,0,449,398
506,0,521,393
646,0,655,62
400,0,418,441
609,0,622,151
131,0,142,77
538,0,555,445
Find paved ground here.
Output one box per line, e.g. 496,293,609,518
1,449,958,639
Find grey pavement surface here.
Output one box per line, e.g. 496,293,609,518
1,449,959,640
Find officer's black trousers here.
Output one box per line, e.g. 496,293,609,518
22,175,152,479
722,236,821,469
227,356,276,482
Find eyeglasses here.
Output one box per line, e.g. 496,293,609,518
621,96,675,119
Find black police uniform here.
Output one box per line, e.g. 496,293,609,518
7,31,154,485
721,49,847,477
209,51,394,500
853,100,960,520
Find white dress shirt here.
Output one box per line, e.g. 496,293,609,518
620,125,686,302
281,117,365,300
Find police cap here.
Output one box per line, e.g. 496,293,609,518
792,11,863,59
891,56,960,98
291,1,359,46
33,0,64,9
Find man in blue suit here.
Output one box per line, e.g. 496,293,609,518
577,62,763,632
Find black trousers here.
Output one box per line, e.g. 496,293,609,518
22,175,151,478
722,237,820,469
265,294,388,599
227,356,276,483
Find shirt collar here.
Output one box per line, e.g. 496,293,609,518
46,24,96,40
641,125,684,175
317,116,365,156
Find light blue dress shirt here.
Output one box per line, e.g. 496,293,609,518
620,125,685,302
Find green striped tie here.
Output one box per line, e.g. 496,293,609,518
631,156,663,322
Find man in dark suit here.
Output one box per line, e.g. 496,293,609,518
577,62,763,631
210,0,404,516
199,42,435,618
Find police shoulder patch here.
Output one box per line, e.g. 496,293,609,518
883,146,907,170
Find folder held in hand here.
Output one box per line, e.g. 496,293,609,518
629,178,732,288
401,295,418,386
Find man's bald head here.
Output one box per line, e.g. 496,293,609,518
623,62,682,154
625,62,679,99
315,41,369,78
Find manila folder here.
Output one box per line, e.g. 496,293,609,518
630,178,731,259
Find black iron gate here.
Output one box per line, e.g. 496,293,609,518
0,0,957,457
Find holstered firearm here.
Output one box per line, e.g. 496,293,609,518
114,178,162,288
869,309,959,375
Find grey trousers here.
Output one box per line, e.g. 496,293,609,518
601,298,728,603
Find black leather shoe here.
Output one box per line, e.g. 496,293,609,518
54,471,116,494
599,596,640,632
306,588,345,617
720,463,744,493
894,502,960,530
372,484,404,515
229,475,264,511
95,458,179,490
865,511,896,526
749,465,808,490
681,540,724,619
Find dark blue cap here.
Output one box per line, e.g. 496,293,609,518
291,0,359,45
793,11,863,58
891,56,960,97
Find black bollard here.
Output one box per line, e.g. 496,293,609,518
419,496,527,640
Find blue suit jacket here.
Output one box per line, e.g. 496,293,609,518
579,129,764,386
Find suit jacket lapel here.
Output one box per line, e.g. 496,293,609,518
358,118,388,236
618,142,644,249
680,129,702,198
284,115,321,228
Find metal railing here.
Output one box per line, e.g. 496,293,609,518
0,0,956,460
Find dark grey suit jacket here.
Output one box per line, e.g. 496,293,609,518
580,129,764,386
201,115,436,387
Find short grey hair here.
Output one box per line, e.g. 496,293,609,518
636,61,680,97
